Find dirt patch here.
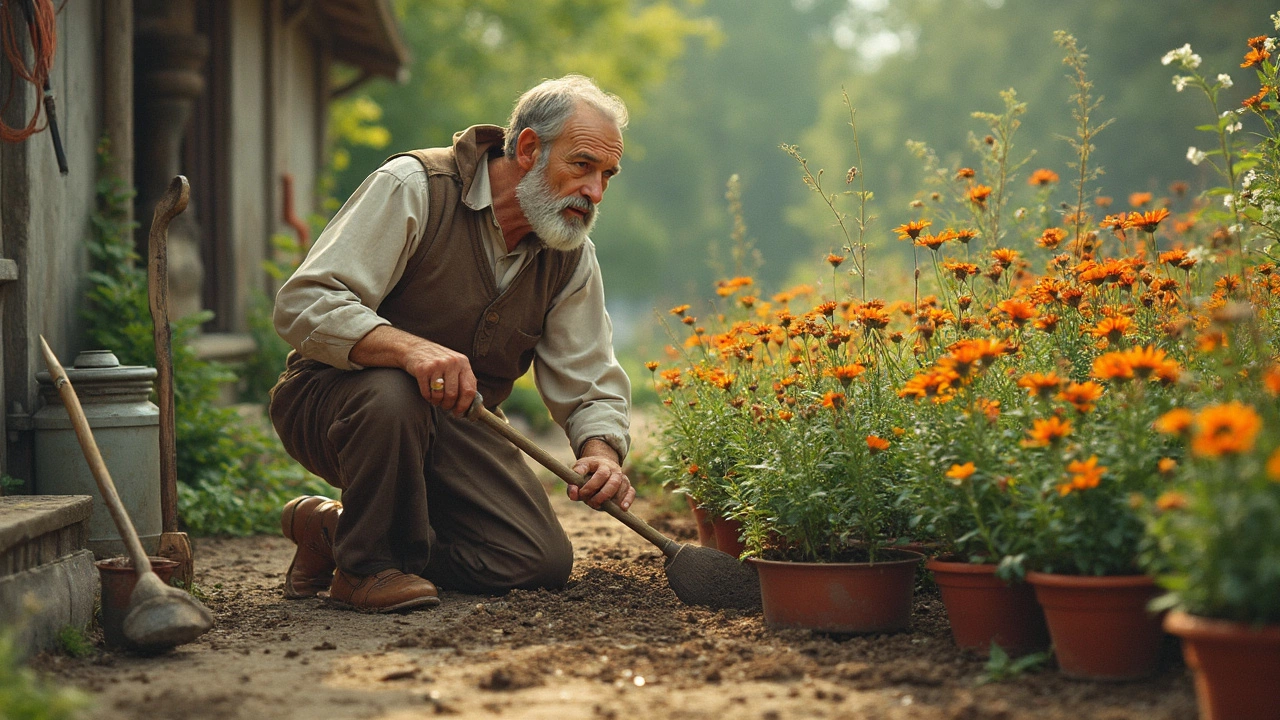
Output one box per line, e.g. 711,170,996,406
32,470,1196,719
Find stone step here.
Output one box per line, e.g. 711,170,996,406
0,495,98,659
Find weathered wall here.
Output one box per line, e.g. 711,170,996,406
1,4,103,484
227,0,268,331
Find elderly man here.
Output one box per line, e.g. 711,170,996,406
270,75,634,612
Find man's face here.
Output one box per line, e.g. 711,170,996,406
515,107,623,251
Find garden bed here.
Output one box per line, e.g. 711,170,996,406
34,487,1195,719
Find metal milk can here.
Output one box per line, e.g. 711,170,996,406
34,349,161,558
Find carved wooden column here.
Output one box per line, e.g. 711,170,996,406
134,0,208,322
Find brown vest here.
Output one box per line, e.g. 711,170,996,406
375,125,584,407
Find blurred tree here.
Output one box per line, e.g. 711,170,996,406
330,0,718,203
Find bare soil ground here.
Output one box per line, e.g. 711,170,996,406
35,430,1197,720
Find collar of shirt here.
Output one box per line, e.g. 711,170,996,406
467,156,533,292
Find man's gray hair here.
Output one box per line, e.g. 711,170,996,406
503,74,629,158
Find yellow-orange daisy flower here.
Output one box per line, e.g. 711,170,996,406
1191,402,1262,457
1023,416,1073,447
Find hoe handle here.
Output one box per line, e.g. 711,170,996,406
465,396,680,558
148,175,189,534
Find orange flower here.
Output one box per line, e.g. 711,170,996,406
866,435,891,453
1057,381,1104,413
1092,351,1134,383
955,167,976,180
1191,402,1262,457
1017,372,1064,398
1242,47,1270,68
826,253,846,268
1158,457,1178,475
1244,86,1273,111
941,260,980,281
1089,315,1134,343
1129,192,1153,208
659,368,683,388
669,304,690,316
945,462,976,483
1154,408,1194,436
644,361,659,372
1155,491,1188,511
1126,208,1170,233
687,463,700,475
1034,314,1061,333
991,247,1020,268
898,367,961,401
1028,168,1059,186
996,299,1037,326
916,233,950,251
894,219,932,240
822,391,847,410
954,228,979,244
1023,416,1073,447
777,410,794,422
967,184,993,207
1261,364,1280,396
830,363,867,385
1123,346,1180,383
1058,455,1105,495
1268,448,1280,482
1038,227,1067,249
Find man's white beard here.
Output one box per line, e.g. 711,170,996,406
515,153,597,251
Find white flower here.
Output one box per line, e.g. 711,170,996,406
1014,207,1027,220
1187,246,1214,264
1273,12,1280,30
1243,170,1257,189
1224,194,1235,209
1226,121,1243,134
1267,38,1277,52
1228,223,1244,236
1161,43,1202,70
1187,147,1207,165
1217,73,1233,89
1172,75,1190,92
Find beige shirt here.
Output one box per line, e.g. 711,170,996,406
273,155,631,459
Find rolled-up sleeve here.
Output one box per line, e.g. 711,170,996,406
273,158,428,369
534,239,632,461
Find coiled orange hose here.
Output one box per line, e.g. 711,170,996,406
0,0,58,143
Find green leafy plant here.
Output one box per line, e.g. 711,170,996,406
0,625,88,720
86,138,330,536
977,643,1052,685
54,626,93,660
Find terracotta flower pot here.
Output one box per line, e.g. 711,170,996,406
1164,610,1280,720
711,516,746,558
1027,571,1163,680
96,556,181,649
748,549,923,633
684,495,718,550
926,557,1049,656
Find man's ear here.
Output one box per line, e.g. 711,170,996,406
515,127,541,171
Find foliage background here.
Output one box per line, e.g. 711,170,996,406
329,0,1275,355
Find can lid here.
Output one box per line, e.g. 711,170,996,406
73,349,120,368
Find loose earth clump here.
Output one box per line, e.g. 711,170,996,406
30,488,1197,720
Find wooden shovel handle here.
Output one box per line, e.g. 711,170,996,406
148,176,188,534
465,396,680,558
39,336,153,574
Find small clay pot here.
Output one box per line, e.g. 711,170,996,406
1164,610,1280,720
96,556,181,649
711,516,746,558
685,495,718,550
926,557,1049,656
1027,571,1163,680
748,549,923,633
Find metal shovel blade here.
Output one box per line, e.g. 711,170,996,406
664,544,761,611
122,571,214,650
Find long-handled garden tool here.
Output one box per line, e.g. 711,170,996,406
149,175,195,586
39,336,214,650
466,396,761,611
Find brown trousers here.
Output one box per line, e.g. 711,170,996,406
269,362,573,593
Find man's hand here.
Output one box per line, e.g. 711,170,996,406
351,326,478,416
569,438,634,511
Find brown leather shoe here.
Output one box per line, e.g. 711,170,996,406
328,569,441,613
281,495,342,599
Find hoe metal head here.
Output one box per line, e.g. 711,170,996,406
664,544,761,612
122,571,214,650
